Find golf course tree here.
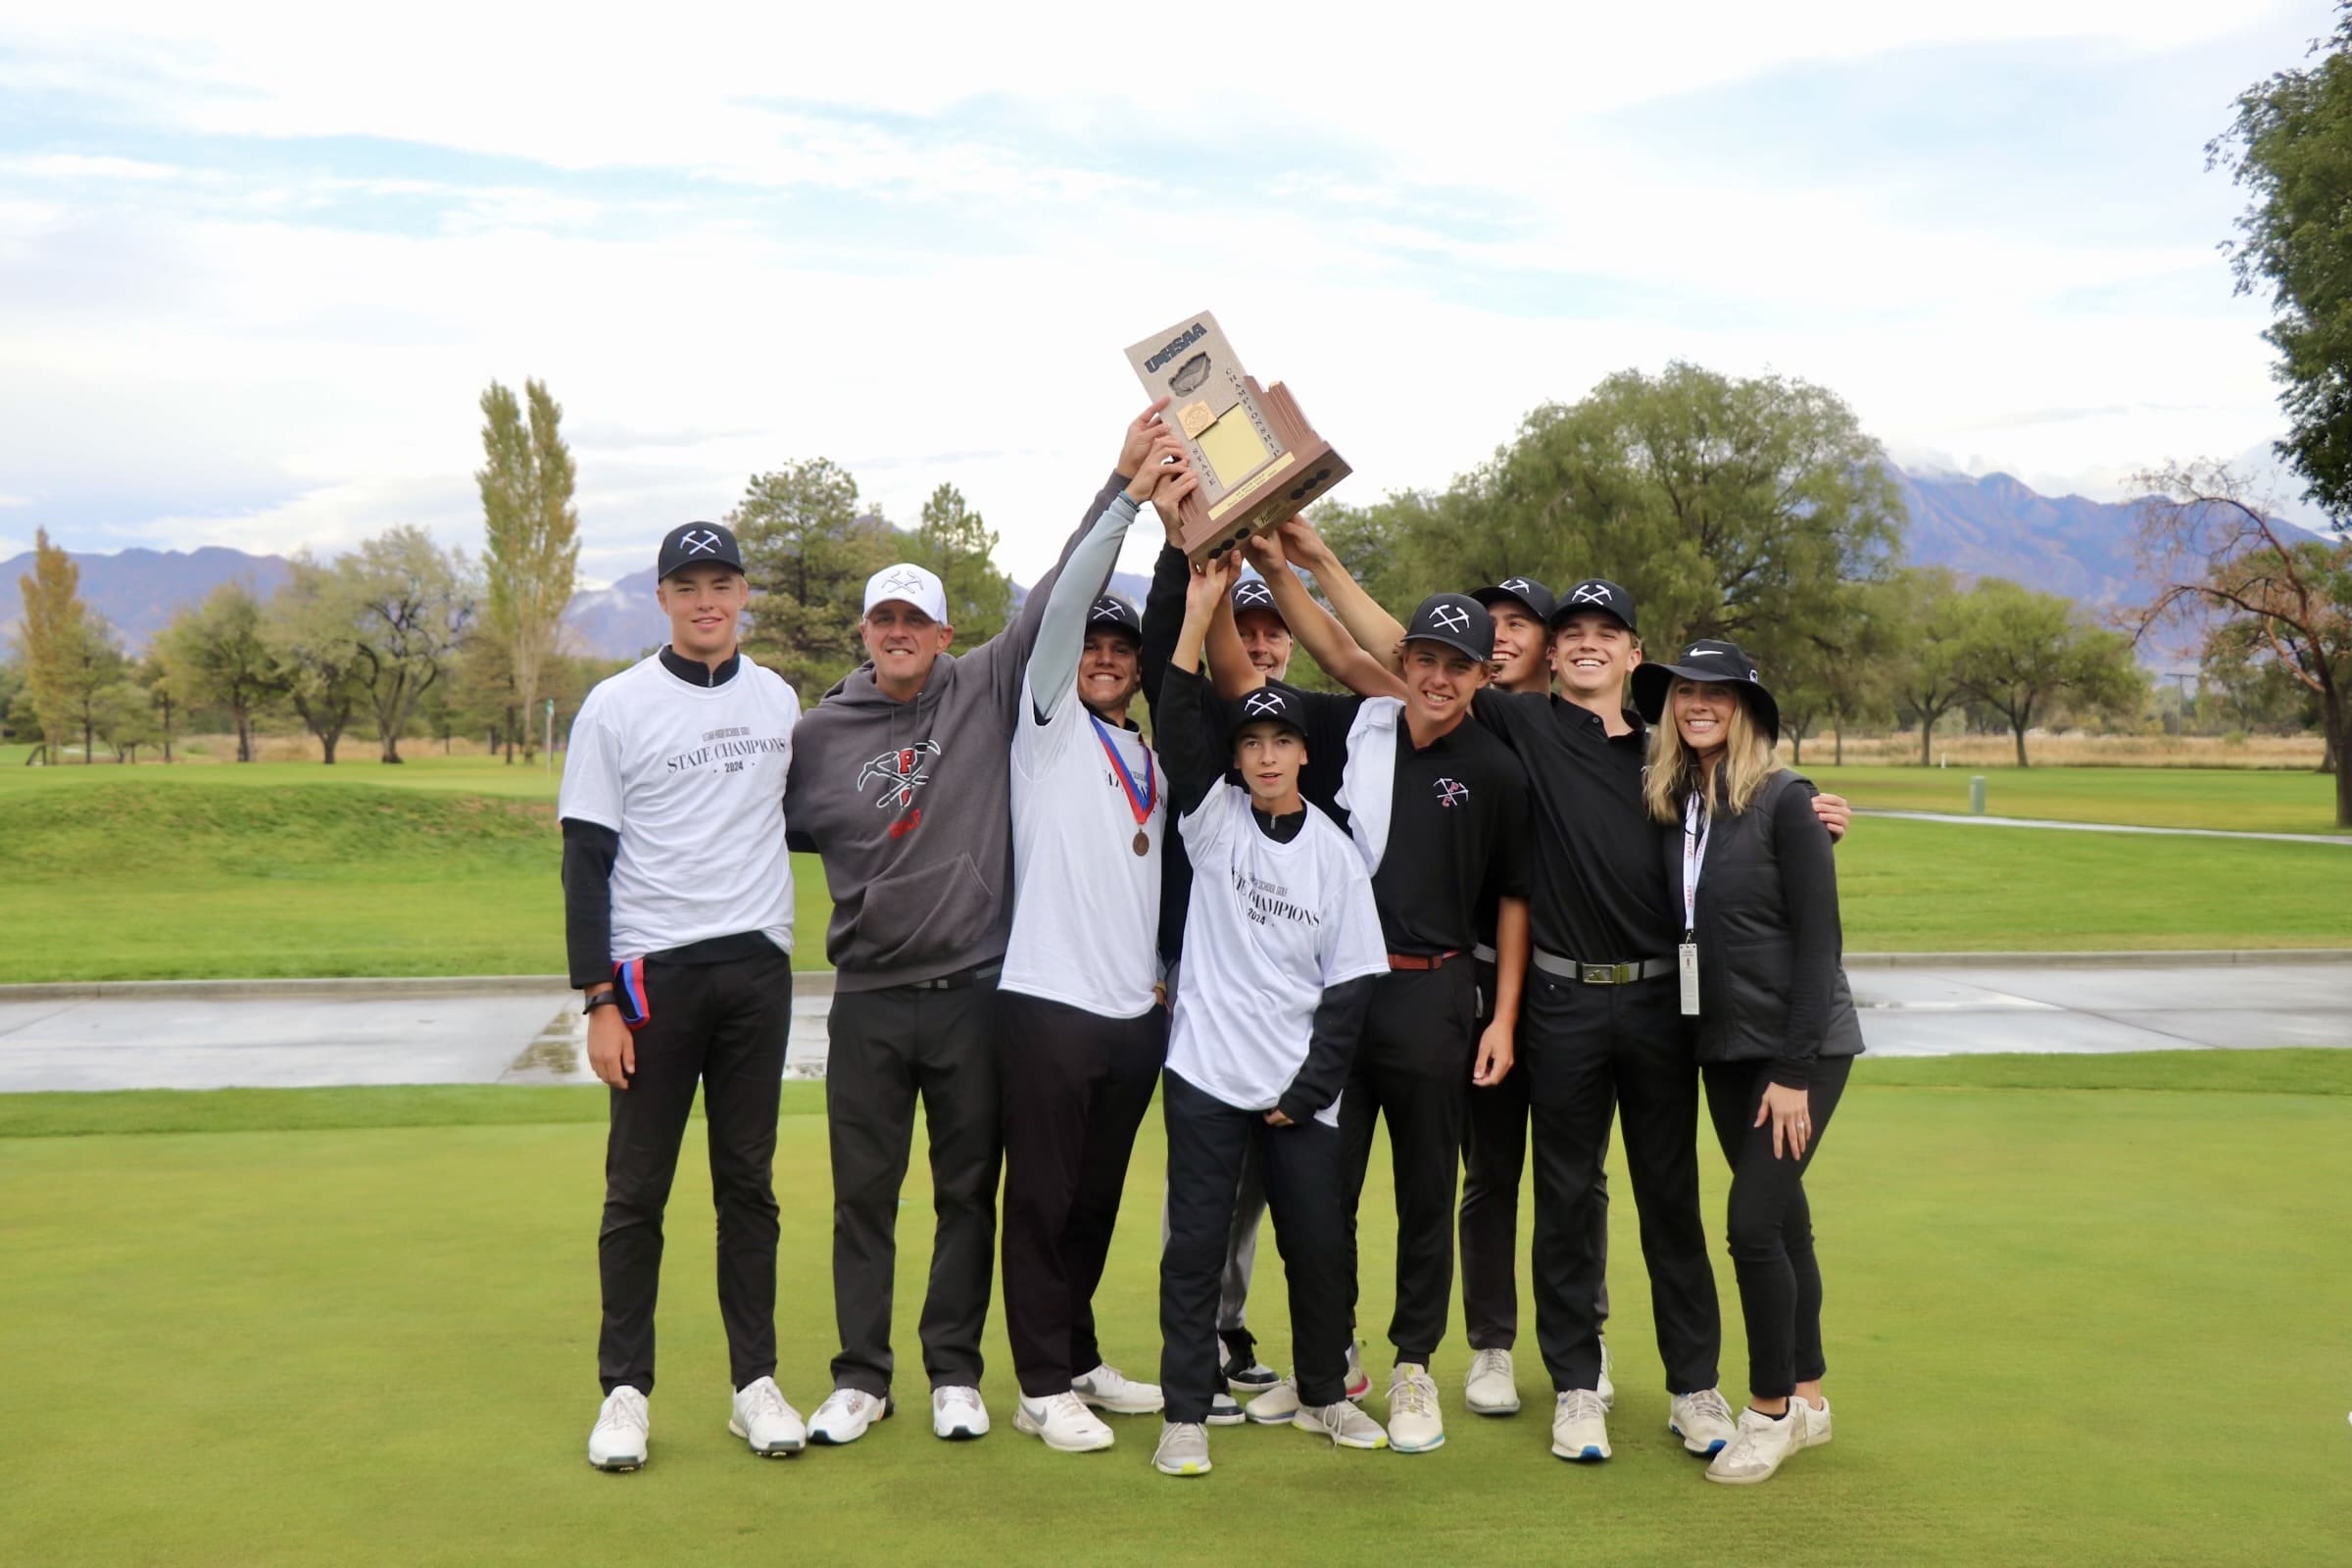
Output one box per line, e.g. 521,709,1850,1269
2134,461,2352,825
342,527,478,764
731,457,893,693
1882,566,1974,765
158,581,284,763
914,483,1013,649
1760,574,1906,765
16,526,96,763
138,650,178,762
474,378,579,765
2201,617,2323,735
264,558,373,764
1950,578,2145,767
1327,363,1905,651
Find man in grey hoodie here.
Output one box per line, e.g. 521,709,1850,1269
785,403,1182,1447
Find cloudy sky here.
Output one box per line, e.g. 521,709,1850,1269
0,1,2336,588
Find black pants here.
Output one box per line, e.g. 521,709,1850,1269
598,951,792,1396
1704,1054,1852,1400
1459,958,1610,1350
1521,971,1719,1396
825,973,1004,1397
1340,962,1476,1366
999,992,1167,1397
1160,1069,1352,1423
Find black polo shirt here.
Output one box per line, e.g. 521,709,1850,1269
1287,692,1533,956
1471,688,1676,962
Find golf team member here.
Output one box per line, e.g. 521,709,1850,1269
996,445,1194,1453
562,521,804,1472
1218,544,1533,1453
1454,574,1611,1417
1136,551,1300,1399
784,406,1177,1446
1152,553,1393,1479
1635,642,1863,1486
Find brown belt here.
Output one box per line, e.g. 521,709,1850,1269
1387,950,1463,972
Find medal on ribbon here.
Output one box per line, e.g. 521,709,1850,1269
1087,711,1157,856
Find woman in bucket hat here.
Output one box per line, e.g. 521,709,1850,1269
1634,640,1865,1487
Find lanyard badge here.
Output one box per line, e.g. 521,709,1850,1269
1679,796,1708,1017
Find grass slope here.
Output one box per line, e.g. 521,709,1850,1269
3,1052,2347,1566
1802,763,2346,835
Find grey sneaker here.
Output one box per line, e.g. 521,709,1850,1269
1343,1341,1370,1399
1670,1387,1738,1457
1206,1392,1248,1427
1794,1396,1833,1449
1705,1405,1798,1485
1245,1377,1299,1425
1386,1363,1445,1453
1296,1398,1389,1450
1464,1347,1519,1416
1153,1421,1211,1477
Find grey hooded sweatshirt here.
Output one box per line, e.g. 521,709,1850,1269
785,471,1128,990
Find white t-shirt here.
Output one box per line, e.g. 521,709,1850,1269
558,653,800,962
1164,783,1389,1126
1002,672,1164,1019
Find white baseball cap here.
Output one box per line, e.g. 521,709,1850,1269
862,563,949,622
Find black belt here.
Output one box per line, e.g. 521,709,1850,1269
894,962,1003,993
1386,950,1462,972
1531,949,1673,985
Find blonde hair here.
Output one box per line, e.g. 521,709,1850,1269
1644,680,1781,824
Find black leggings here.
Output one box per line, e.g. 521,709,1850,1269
1701,1055,1852,1401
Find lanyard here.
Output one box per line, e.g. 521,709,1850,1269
1681,794,1710,938
1087,710,1157,827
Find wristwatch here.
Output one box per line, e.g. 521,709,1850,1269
583,990,620,1016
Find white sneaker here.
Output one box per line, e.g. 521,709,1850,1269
1072,1363,1163,1415
1343,1340,1371,1399
1244,1377,1299,1425
1550,1388,1610,1462
1298,1398,1389,1450
1706,1405,1799,1485
808,1387,892,1446
1597,1339,1615,1411
1013,1391,1114,1452
1669,1387,1738,1457
932,1385,990,1441
588,1386,649,1471
1386,1363,1446,1453
1464,1348,1520,1416
1206,1392,1248,1427
1154,1421,1211,1477
727,1377,806,1457
1794,1396,1833,1449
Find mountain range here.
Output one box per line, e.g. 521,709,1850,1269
8,470,2332,660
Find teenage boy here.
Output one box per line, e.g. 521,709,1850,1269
1152,553,1393,1479
564,521,804,1472
784,405,1182,1447
997,450,1197,1454
1261,535,1850,1463
1214,539,1532,1454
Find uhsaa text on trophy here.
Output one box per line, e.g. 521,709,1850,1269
1124,313,1351,562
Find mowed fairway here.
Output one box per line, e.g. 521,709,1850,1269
4,1052,2348,1567
1804,762,2347,836
5,764,2349,982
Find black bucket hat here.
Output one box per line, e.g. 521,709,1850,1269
1631,638,1780,745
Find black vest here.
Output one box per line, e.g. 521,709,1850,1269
1664,769,1866,1067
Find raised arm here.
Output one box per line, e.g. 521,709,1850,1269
1138,525,1191,713
1241,526,1407,700
1277,515,1409,675
1024,428,1187,720
1161,546,1235,817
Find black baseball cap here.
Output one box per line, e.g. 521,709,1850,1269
1226,681,1310,744
1550,578,1638,634
1086,594,1143,644
1471,575,1557,624
658,521,745,581
1401,592,1494,663
1229,576,1286,626
1632,638,1780,744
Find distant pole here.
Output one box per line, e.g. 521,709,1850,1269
545,698,556,775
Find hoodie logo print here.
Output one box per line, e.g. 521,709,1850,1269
857,741,943,814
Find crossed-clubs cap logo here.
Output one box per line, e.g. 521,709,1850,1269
1233,581,1274,608
1500,577,1533,595
1243,691,1286,717
1433,776,1470,808
1091,597,1127,621
856,740,943,811
1569,582,1614,606
680,528,722,556
1429,603,1472,635
879,567,927,597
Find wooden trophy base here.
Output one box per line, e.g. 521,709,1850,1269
1175,379,1353,562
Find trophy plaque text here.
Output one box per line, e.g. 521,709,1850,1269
1124,312,1351,562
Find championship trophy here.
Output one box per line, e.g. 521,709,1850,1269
1124,312,1351,562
